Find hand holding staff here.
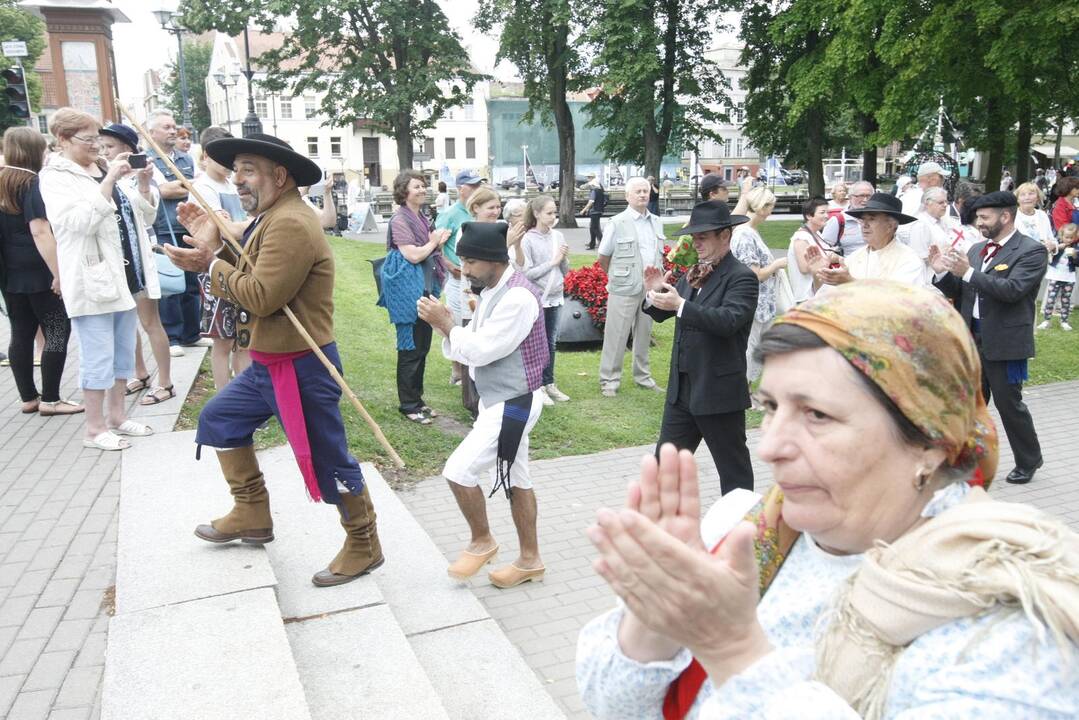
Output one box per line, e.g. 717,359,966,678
116,102,406,469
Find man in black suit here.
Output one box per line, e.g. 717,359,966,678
643,201,759,494
931,191,1047,484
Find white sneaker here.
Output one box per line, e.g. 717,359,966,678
169,346,185,357
1062,322,1073,331
189,337,214,348
545,383,570,402
538,386,555,406
1036,320,1050,330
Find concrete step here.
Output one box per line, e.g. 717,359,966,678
103,587,312,720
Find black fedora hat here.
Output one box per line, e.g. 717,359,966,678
456,222,510,263
204,133,322,186
679,200,749,235
100,123,140,152
845,192,918,225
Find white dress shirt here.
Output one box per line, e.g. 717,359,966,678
443,266,539,379
962,229,1017,319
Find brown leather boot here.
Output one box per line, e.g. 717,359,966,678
311,486,384,587
194,446,274,544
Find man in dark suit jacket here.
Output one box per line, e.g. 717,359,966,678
644,201,759,494
931,191,1047,484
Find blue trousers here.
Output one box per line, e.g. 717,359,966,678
195,342,363,504
160,269,202,345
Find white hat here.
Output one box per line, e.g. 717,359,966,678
917,161,945,177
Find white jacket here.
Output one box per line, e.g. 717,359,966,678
39,155,159,316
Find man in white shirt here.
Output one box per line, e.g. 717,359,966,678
418,222,549,589
597,176,666,396
904,186,954,282
930,191,1046,485
900,161,946,217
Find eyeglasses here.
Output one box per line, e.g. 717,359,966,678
850,193,872,199
71,134,101,145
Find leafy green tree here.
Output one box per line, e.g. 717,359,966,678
582,0,731,182
159,40,213,135
179,0,483,170
0,0,46,133
476,0,582,226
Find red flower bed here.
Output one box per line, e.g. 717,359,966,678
564,263,609,327
564,246,690,329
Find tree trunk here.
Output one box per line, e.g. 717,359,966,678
643,123,662,187
1015,101,1032,183
548,31,577,227
806,106,825,197
984,96,1005,192
860,113,878,186
394,112,414,171
1053,116,1064,168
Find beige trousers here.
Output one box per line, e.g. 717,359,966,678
599,291,654,390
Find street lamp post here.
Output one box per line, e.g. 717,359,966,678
240,27,263,137
153,9,191,131
212,68,239,131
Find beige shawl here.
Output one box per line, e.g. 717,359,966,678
815,487,1079,718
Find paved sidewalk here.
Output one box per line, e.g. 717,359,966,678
400,380,1079,718
0,323,204,720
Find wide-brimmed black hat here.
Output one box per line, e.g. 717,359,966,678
204,133,322,186
845,192,918,225
100,123,140,152
679,200,749,235
456,222,509,263
969,190,1018,210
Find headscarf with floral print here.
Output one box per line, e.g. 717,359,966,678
774,280,999,485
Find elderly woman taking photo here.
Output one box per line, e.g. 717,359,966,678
577,281,1079,719
39,108,156,450
378,169,448,425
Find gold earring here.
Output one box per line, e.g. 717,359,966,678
914,470,930,491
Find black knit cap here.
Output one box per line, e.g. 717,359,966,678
456,222,510,263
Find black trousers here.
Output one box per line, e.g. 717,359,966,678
588,214,602,248
2,290,71,403
396,318,432,413
657,373,754,495
981,354,1042,470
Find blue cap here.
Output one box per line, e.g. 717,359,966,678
455,168,485,186
100,123,140,152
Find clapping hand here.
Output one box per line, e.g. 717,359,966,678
946,247,971,275
587,444,771,681
815,255,851,285
429,228,450,247
417,295,454,336
163,201,225,273
643,265,672,293
927,245,949,274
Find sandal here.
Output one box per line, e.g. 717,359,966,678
125,376,151,395
139,385,175,406
109,420,154,437
403,411,432,425
39,399,85,416
21,398,40,414
83,431,130,451
420,405,438,418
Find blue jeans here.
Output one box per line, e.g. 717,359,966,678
159,270,202,345
542,305,560,386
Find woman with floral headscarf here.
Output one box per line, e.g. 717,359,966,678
577,281,1079,719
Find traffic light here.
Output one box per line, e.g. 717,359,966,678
2,66,31,119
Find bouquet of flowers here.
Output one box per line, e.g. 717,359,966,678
563,263,609,327
663,242,693,280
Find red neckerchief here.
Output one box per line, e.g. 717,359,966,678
980,241,1001,262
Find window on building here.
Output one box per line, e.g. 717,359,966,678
255,99,267,118
736,138,744,157
306,136,318,157
461,103,475,121
735,105,744,124
465,137,476,159
445,137,456,159
37,115,47,134
280,97,292,119
423,137,435,157
723,139,731,158
330,136,342,158
304,99,317,119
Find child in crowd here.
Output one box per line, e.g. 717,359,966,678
521,195,570,405
192,126,250,388
1039,223,1078,331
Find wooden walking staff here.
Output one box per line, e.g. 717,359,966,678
117,102,407,469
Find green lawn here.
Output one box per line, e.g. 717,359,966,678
178,235,1076,481
664,220,802,250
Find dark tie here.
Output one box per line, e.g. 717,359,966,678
980,242,1001,262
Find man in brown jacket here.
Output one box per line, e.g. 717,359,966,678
165,134,382,587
